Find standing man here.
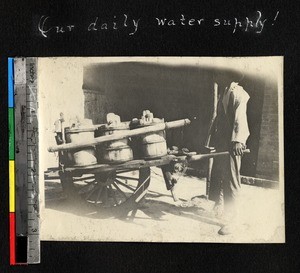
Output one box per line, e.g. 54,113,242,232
209,70,250,235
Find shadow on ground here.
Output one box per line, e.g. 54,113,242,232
45,180,222,228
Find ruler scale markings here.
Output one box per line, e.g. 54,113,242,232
14,59,28,265
13,57,40,264
23,58,40,264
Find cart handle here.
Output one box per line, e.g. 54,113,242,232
187,149,250,162
48,119,191,153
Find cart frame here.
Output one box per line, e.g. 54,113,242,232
58,155,179,208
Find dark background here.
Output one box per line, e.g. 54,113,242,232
0,0,299,272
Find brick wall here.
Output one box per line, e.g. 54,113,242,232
256,78,279,181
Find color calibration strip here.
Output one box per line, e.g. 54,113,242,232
8,58,17,265
9,57,40,265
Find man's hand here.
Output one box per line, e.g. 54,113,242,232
232,142,245,156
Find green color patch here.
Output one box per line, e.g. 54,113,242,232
9,108,15,160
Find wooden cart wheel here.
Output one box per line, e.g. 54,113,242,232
60,167,151,208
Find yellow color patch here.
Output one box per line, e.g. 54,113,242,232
9,160,15,212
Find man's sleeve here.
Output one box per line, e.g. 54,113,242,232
231,88,250,145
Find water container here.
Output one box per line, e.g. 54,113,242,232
96,122,134,163
65,127,97,166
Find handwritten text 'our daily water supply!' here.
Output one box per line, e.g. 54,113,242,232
38,11,280,38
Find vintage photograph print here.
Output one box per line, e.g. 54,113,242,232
38,57,284,242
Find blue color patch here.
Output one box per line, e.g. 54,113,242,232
8,58,14,107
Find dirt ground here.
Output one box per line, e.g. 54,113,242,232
41,167,285,243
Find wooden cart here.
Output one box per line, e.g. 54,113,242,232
48,117,249,208
58,155,179,208
48,118,191,208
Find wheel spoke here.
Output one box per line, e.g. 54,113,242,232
103,186,108,205
115,178,135,192
116,175,139,181
116,169,131,174
73,175,95,182
95,185,104,204
78,180,96,193
85,183,98,200
109,184,119,206
112,182,128,200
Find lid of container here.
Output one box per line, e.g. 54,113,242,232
134,118,164,128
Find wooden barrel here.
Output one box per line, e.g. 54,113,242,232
65,127,97,166
96,122,134,163
131,119,168,159
141,131,168,159
102,145,134,164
